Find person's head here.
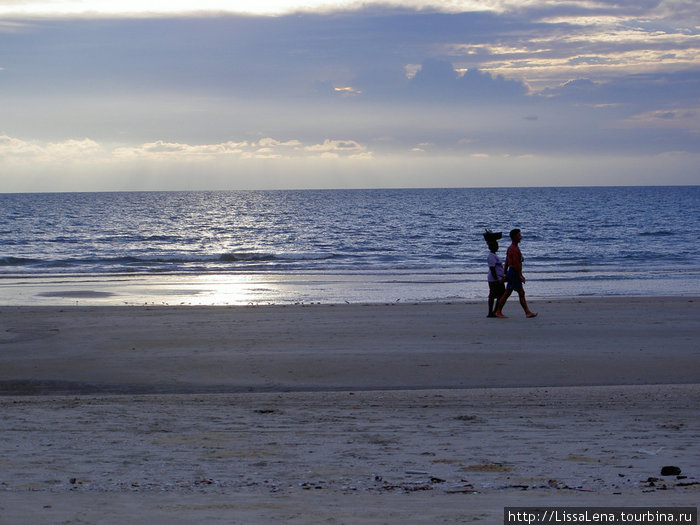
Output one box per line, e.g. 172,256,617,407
509,228,521,242
488,240,499,252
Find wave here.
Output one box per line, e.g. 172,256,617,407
0,256,41,266
218,252,276,262
219,251,336,262
0,251,337,272
94,234,185,243
638,230,675,237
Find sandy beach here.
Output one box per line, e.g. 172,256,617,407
0,297,698,523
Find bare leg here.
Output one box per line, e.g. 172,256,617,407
516,289,537,318
487,282,498,317
494,289,511,318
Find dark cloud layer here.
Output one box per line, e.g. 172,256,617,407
543,71,700,106
1,8,696,104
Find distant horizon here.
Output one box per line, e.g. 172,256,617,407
2,183,698,196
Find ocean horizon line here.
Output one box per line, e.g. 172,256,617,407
1,183,698,196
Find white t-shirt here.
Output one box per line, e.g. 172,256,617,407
487,252,504,282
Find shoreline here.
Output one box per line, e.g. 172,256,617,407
1,271,696,306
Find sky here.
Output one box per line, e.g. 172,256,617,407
0,0,698,191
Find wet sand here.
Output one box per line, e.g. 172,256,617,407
0,297,698,523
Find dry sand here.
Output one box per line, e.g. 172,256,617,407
0,297,698,523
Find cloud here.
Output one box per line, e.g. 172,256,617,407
256,138,301,148
0,0,630,18
542,70,700,107
354,58,530,102
0,135,102,161
0,135,43,157
112,140,249,160
0,20,32,33
440,2,700,91
0,135,372,163
304,139,365,153
617,108,700,133
1,6,695,102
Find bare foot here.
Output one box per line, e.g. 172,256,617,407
495,312,508,318
526,312,538,318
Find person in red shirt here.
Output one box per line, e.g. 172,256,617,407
494,228,537,318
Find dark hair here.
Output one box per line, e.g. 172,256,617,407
509,228,521,240
488,240,499,251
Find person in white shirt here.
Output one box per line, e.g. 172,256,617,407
486,239,505,317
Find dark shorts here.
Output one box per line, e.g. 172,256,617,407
506,269,523,292
488,281,505,299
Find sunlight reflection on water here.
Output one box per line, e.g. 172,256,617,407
0,271,694,306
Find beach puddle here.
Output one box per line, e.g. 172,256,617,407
36,291,115,298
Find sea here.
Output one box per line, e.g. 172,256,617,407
0,186,698,305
